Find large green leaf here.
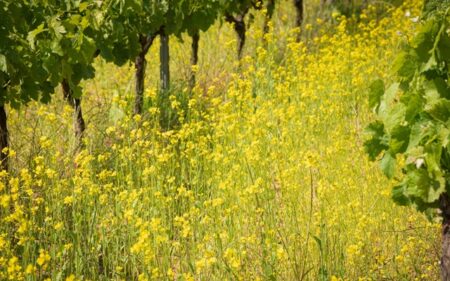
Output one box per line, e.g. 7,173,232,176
424,142,443,173
403,92,423,122
425,98,450,122
393,51,418,81
383,102,406,133
407,121,431,152
438,28,450,63
380,152,396,179
405,168,445,203
389,125,410,154
392,182,411,206
424,77,450,99
412,19,438,62
27,23,46,48
364,121,388,161
378,82,399,119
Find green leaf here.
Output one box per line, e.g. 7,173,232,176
393,52,417,81
369,79,384,112
0,54,7,73
440,127,450,147
424,142,443,173
380,152,396,179
437,29,450,63
389,125,410,154
79,35,96,63
27,23,46,48
70,83,83,99
364,121,388,161
425,98,450,122
383,102,406,133
50,19,66,35
378,82,399,119
412,19,438,62
405,168,445,203
424,77,449,99
407,121,429,151
51,40,64,56
392,183,411,206
403,93,423,122
79,2,89,12
421,54,438,73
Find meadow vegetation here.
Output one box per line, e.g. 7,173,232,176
0,0,442,280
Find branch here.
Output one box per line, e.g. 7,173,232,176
139,29,160,56
93,49,100,58
225,7,249,26
225,13,238,25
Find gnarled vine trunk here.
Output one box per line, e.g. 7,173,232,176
0,105,8,172
263,0,276,35
62,79,85,145
441,194,450,281
134,33,157,115
294,0,304,42
226,10,249,60
190,31,200,90
236,20,246,60
134,50,145,115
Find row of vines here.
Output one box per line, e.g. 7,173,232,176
0,0,305,172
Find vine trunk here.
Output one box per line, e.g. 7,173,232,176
0,105,8,172
62,79,85,145
294,0,304,42
441,194,450,280
190,31,199,90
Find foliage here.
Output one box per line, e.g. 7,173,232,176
364,4,450,213
219,0,264,25
97,0,167,65
423,0,450,18
98,0,221,65
0,0,102,108
0,1,53,107
177,0,222,37
30,0,100,97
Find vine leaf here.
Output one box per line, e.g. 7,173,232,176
380,151,396,179
426,98,450,122
383,102,406,134
377,82,399,119
392,183,411,206
363,121,388,161
27,23,46,48
389,125,410,154
393,52,417,81
406,168,444,203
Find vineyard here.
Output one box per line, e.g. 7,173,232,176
1,0,450,280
